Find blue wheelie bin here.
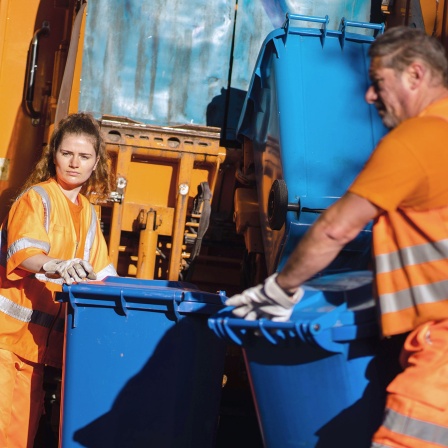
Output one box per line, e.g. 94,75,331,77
216,15,393,447
209,271,391,448
235,14,387,277
56,277,227,448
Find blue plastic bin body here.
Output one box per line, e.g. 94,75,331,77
209,272,390,447
57,277,227,448
237,15,388,275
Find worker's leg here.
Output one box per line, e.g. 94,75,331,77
371,319,448,448
0,348,45,448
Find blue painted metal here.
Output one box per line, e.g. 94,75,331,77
79,1,374,140
227,0,372,140
57,277,227,448
209,271,388,447
237,14,387,275
79,0,235,128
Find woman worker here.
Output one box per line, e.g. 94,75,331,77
0,112,117,447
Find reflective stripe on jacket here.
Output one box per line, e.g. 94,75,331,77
0,179,116,367
372,320,448,447
374,206,448,336
372,408,448,448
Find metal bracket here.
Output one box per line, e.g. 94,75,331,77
109,176,127,203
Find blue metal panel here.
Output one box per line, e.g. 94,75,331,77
79,0,235,127
78,1,373,136
238,16,387,274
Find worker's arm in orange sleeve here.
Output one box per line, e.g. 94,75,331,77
20,254,55,274
276,192,381,293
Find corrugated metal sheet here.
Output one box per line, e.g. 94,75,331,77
79,0,373,138
79,0,235,127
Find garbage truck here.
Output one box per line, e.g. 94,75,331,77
0,0,446,447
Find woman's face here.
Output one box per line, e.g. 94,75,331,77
54,133,98,191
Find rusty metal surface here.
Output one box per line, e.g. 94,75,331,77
100,115,226,280
100,115,226,163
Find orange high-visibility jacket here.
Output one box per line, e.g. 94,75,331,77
0,178,116,367
373,207,448,335
350,98,448,336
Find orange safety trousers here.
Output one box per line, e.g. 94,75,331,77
372,319,448,448
0,349,45,448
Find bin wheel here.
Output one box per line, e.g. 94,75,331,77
268,179,288,230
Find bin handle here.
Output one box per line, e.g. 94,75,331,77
213,317,261,346
257,319,282,345
283,13,329,47
299,302,355,353
211,304,379,353
211,316,300,347
213,314,347,350
220,317,244,345
338,18,385,49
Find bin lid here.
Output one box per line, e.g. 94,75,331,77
57,276,226,320
209,271,378,354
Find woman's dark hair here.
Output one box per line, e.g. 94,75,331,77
20,112,112,202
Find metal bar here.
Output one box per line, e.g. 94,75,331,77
168,153,195,280
108,144,133,267
136,210,158,279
